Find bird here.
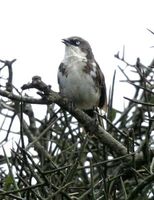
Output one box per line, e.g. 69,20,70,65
57,36,107,117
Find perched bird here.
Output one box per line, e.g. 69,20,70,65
58,36,107,117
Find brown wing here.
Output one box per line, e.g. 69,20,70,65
58,62,68,92
95,62,107,112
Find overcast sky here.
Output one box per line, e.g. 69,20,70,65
0,0,154,109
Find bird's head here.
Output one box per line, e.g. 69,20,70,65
62,36,94,60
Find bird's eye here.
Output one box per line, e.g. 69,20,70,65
74,39,80,46
69,39,81,46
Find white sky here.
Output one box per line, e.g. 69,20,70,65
0,0,154,109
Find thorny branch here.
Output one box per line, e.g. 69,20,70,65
0,56,153,199
0,75,149,163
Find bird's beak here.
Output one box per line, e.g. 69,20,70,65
61,38,70,46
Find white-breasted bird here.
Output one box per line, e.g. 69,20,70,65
58,36,107,117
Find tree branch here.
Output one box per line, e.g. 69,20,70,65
0,76,149,165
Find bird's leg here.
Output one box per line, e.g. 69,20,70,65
67,100,76,113
95,108,106,129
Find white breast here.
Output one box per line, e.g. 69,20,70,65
58,58,100,110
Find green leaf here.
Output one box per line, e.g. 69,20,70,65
3,174,14,191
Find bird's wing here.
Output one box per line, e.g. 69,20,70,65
95,62,107,112
57,62,67,91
